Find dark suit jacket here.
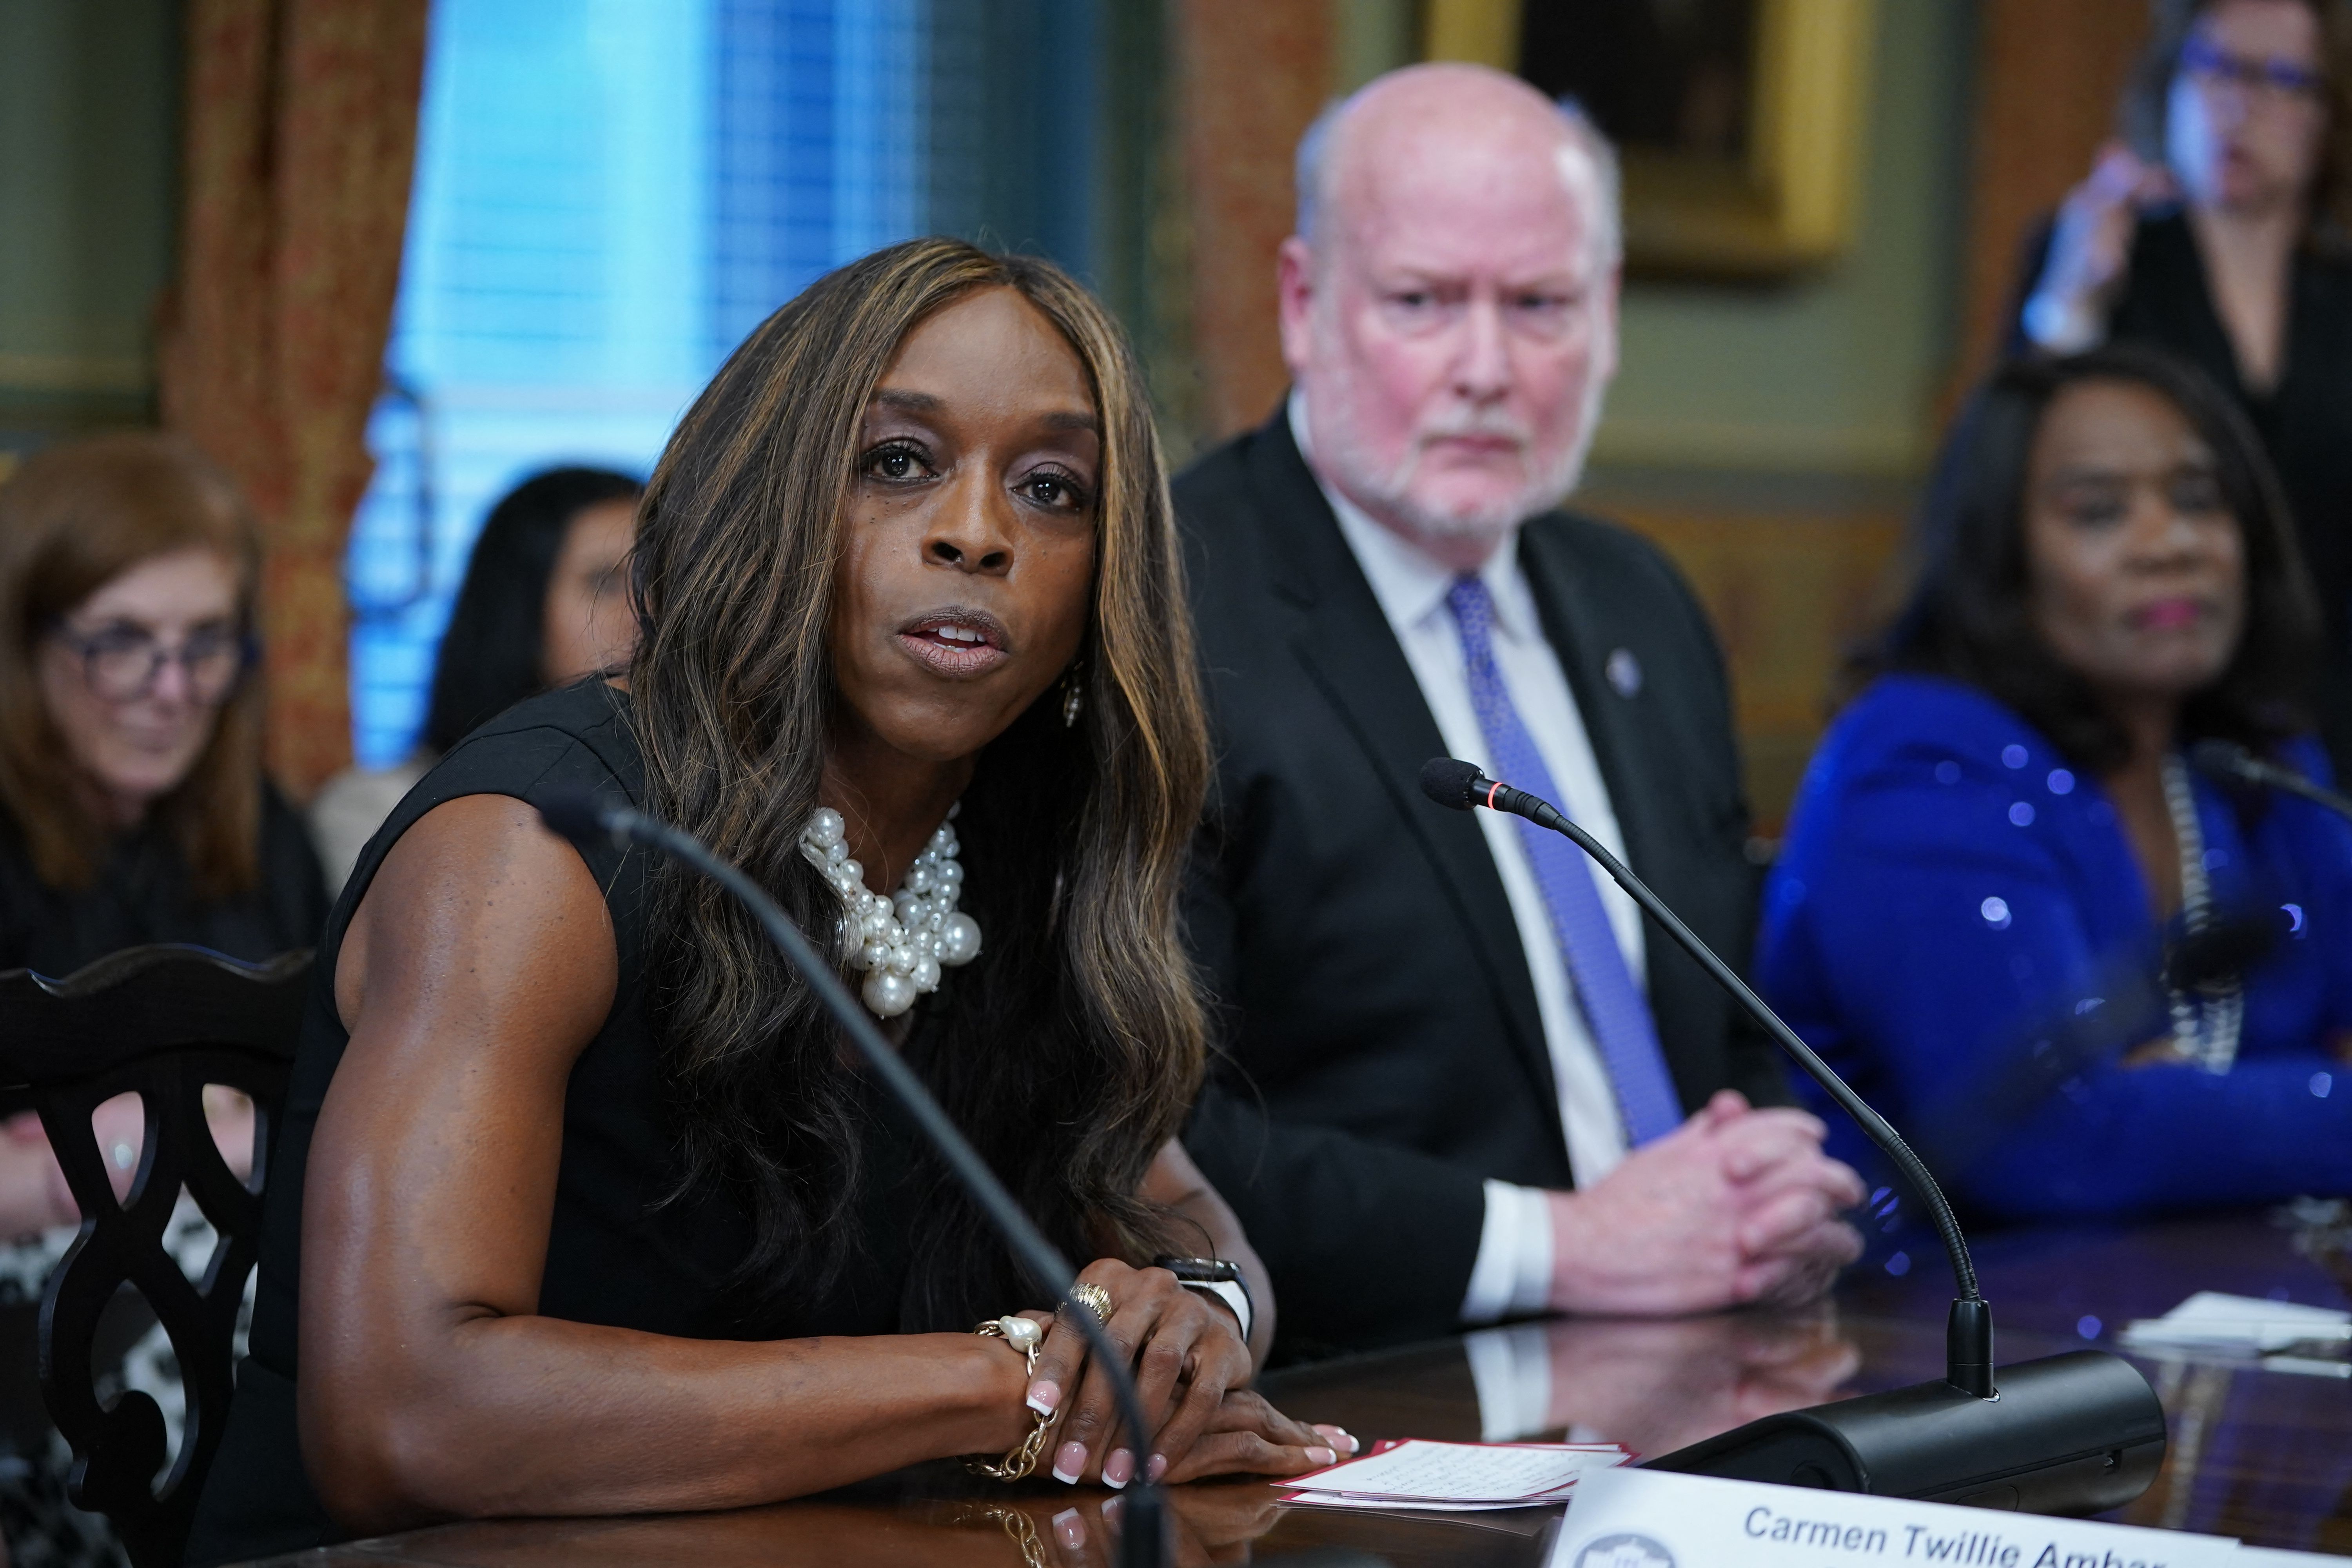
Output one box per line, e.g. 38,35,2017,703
1175,412,1788,1357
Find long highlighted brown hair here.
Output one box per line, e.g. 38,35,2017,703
0,434,265,898
632,238,1210,1323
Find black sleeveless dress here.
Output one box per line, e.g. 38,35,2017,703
185,682,923,1564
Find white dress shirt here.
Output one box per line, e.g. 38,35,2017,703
1287,396,1651,1326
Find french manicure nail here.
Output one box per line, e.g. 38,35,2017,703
1103,1448,1134,1489
1103,1495,1126,1523
1307,1445,1336,1466
1147,1452,1168,1482
1053,1507,1085,1549
1053,1441,1087,1485
1027,1379,1060,1415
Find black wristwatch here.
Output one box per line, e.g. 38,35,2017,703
1154,1256,1254,1343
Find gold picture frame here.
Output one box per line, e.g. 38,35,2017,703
1424,0,1878,278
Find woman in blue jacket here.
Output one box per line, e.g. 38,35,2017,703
1761,346,2352,1220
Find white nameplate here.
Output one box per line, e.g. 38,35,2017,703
1553,1467,2239,1568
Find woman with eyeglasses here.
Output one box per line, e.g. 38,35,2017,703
0,433,325,1567
2017,0,2352,775
0,433,327,1235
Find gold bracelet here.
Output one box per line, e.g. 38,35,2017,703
955,1503,1049,1568
966,1315,1052,1481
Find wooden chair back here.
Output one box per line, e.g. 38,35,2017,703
0,944,310,1568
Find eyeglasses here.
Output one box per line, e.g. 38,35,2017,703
49,622,250,703
2179,35,2327,103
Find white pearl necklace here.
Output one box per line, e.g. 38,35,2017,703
799,805,982,1018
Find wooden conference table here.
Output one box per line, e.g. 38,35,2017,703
251,1210,2352,1566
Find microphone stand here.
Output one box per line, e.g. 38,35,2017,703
539,793,1166,1568
2190,738,2352,823
1419,759,2167,1514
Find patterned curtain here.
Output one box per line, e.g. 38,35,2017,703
158,0,429,800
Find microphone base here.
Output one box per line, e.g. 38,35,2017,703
1643,1351,2166,1515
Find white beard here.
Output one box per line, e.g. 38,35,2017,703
1309,334,1608,549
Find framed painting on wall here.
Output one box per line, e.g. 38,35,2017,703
1423,0,1879,278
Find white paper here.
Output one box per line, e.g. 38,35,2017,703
2234,1550,2345,1564
1281,1492,1560,1512
1284,1438,1628,1504
2119,1291,2350,1355
1554,1465,2239,1568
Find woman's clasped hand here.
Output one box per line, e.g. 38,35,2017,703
1013,1260,1350,1489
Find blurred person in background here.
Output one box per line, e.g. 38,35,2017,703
2017,0,2352,773
0,432,327,1238
1761,347,2352,1222
0,434,322,985
0,432,326,1566
309,466,641,890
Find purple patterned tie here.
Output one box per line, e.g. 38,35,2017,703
1446,575,1684,1145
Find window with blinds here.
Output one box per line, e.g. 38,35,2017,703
346,0,926,766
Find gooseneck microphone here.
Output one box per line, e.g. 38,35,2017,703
2190,737,2352,823
1417,757,2167,1514
537,790,1166,1568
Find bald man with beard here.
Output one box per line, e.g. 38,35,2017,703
1176,64,1865,1359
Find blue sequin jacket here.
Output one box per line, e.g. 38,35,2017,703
1760,674,2352,1220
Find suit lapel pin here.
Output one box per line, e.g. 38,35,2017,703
1606,647,1642,699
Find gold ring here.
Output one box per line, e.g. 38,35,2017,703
1067,1281,1113,1324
